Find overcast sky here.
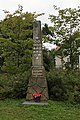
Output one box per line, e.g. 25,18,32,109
0,0,80,25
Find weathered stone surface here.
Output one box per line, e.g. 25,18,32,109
26,21,48,102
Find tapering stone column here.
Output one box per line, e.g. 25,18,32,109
26,21,48,102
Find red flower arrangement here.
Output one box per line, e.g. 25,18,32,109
32,93,42,102
32,93,42,97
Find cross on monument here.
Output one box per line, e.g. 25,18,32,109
26,21,48,102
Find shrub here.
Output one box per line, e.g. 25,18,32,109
0,69,31,99
47,69,80,103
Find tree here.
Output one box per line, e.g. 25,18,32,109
42,23,56,70
0,5,35,73
49,6,80,69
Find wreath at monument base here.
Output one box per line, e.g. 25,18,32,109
32,93,42,102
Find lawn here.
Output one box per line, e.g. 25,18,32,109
0,99,80,120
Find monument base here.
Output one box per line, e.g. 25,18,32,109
22,101,48,105
26,66,48,102
26,76,48,101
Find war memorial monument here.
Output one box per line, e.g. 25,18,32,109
23,21,48,105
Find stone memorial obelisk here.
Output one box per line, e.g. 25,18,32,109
26,21,48,102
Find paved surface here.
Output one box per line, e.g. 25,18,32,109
22,101,48,105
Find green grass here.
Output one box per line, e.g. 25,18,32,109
0,99,80,120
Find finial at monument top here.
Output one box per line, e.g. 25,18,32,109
33,20,41,28
33,20,41,41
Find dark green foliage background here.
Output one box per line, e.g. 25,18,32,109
0,70,31,99
0,5,34,100
47,69,80,103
